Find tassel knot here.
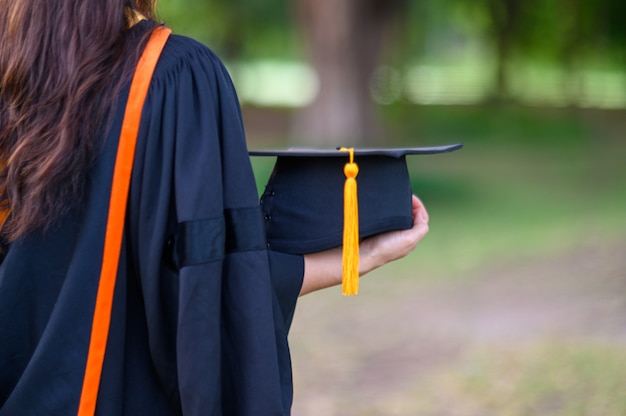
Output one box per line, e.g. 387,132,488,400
344,161,359,179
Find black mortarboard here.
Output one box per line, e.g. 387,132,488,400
249,143,463,295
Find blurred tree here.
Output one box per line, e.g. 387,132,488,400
443,0,533,102
556,0,602,104
602,0,626,65
506,0,620,106
291,0,408,145
487,0,523,102
449,0,606,104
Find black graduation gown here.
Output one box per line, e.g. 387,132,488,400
0,26,303,415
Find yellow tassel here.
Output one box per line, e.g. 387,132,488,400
340,147,359,296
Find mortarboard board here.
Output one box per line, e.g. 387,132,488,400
249,143,463,295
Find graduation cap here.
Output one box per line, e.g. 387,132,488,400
249,143,463,295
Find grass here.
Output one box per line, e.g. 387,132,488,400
407,135,626,281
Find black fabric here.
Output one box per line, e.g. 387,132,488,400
268,251,304,331
165,207,270,269
166,217,226,269
224,207,267,253
253,145,462,254
0,22,303,416
258,155,411,254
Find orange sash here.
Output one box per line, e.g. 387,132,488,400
77,26,171,416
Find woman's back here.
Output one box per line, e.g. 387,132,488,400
0,18,298,416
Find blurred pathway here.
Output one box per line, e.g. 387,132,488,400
289,239,626,415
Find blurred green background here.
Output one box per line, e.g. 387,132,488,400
158,1,626,414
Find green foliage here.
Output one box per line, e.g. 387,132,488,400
157,0,296,59
157,0,626,101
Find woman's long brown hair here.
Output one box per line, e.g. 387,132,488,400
0,0,157,241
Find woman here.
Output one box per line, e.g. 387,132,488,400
0,1,429,415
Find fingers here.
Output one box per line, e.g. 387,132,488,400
357,194,430,276
412,194,429,224
407,194,429,250
412,216,429,245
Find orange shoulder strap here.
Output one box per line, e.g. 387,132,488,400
77,26,171,416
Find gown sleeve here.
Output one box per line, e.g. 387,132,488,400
126,34,302,415
268,251,304,330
